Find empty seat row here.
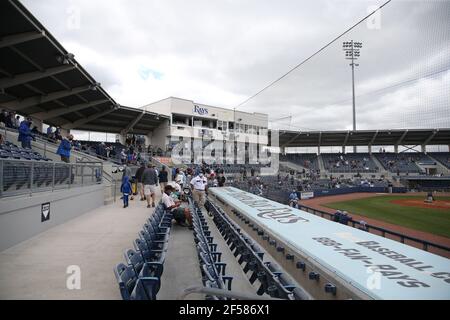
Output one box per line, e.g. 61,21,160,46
2,161,72,192
0,142,51,161
205,200,302,300
189,197,234,300
114,204,172,300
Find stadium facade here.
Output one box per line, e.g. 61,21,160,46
141,97,269,161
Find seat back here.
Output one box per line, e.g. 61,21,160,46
114,263,137,300
124,248,144,274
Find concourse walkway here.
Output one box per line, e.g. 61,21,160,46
0,195,156,299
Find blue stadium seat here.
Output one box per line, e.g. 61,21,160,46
113,263,159,300
124,248,164,280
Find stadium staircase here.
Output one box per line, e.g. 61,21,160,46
370,154,389,176
423,154,450,175
280,160,306,172
316,154,325,174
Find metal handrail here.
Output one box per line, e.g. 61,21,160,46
177,285,282,300
0,158,103,198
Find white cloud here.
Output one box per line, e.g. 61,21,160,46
21,0,450,132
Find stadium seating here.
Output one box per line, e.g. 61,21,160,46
75,140,128,163
429,152,450,169
0,141,77,194
321,153,378,173
374,153,431,174
205,199,302,299
281,153,319,171
189,197,234,300
0,141,51,161
113,263,160,300
114,203,172,300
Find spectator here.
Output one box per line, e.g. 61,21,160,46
0,133,4,145
158,166,169,193
339,211,351,225
120,149,127,164
18,118,35,149
0,110,7,126
218,172,226,187
142,163,158,208
56,134,73,163
135,162,146,201
161,185,192,228
47,126,54,140
120,176,132,208
172,167,178,181
5,112,14,128
168,180,182,199
14,115,20,128
175,169,186,185
54,127,62,141
190,172,208,208
359,220,368,231
333,210,342,222
288,189,299,208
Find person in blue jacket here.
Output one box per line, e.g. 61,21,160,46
18,118,35,149
120,175,132,208
57,134,73,163
288,189,299,208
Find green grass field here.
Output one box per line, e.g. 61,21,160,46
323,195,450,239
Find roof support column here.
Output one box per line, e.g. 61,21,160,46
318,132,322,155
421,130,438,154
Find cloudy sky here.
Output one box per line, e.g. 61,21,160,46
23,0,450,132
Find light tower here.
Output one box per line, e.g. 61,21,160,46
343,40,362,153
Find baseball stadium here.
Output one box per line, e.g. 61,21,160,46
0,0,449,303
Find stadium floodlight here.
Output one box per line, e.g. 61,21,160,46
342,40,362,152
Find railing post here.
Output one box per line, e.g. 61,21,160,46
67,164,71,189
0,160,3,198
30,161,34,196
52,162,55,191
114,179,117,202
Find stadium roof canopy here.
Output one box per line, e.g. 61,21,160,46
273,129,450,148
0,0,168,135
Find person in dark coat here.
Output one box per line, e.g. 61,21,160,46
18,119,35,149
120,176,132,208
56,134,73,163
158,166,169,193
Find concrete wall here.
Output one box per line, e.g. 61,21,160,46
151,119,170,150
0,184,106,252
